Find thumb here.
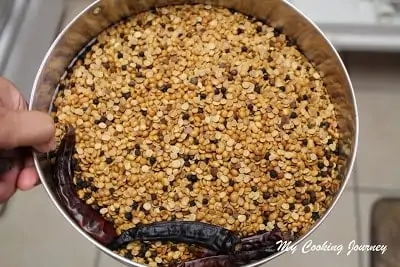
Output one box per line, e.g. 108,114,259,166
0,109,56,152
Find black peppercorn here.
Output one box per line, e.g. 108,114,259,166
93,98,99,105
149,157,157,165
187,174,198,183
304,206,311,213
263,192,271,199
124,212,133,221
117,52,123,59
138,51,145,57
318,161,325,169
122,92,131,100
312,212,320,220
199,93,207,100
121,65,127,71
182,113,190,120
269,170,278,179
134,149,141,156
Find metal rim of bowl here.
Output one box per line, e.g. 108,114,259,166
29,0,359,266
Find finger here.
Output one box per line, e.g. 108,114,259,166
17,157,41,191
0,166,19,203
0,109,56,151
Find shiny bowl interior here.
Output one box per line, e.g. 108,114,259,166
29,0,359,266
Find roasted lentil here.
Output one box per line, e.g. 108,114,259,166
52,4,343,266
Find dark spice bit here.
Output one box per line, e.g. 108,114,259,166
124,251,133,260
269,170,278,179
221,87,227,94
279,86,286,92
214,87,220,94
290,112,298,119
182,113,190,120
198,107,204,113
210,139,218,144
320,171,328,178
134,149,141,156
93,98,99,105
199,93,207,100
141,109,148,116
187,174,198,183
149,156,157,166
230,69,238,76
162,185,169,192
105,158,113,164
263,192,271,200
318,161,325,169
131,201,139,210
294,180,303,187
229,180,235,186
254,84,262,94
202,198,209,205
138,51,145,57
124,212,133,221
241,46,248,52
190,77,198,85
210,167,218,177
312,212,320,220
264,152,270,160
109,188,116,194
122,92,131,100
117,52,123,59
263,74,269,81
251,186,258,192
186,184,193,191
289,203,295,210
189,200,196,207
193,138,199,145
159,83,171,92
53,117,59,123
247,104,254,112
304,206,311,213
256,25,263,33
151,193,157,201
121,65,127,71
237,27,245,34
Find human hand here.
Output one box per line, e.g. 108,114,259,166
0,76,56,203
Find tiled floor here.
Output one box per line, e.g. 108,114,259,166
1,1,400,267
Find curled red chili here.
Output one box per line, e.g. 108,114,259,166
54,125,117,245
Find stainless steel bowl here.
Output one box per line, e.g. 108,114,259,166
29,0,359,266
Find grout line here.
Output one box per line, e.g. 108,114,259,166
93,249,101,267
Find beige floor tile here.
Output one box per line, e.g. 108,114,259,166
346,52,400,190
261,190,359,267
0,187,97,267
358,190,400,267
98,252,127,267
98,191,357,267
